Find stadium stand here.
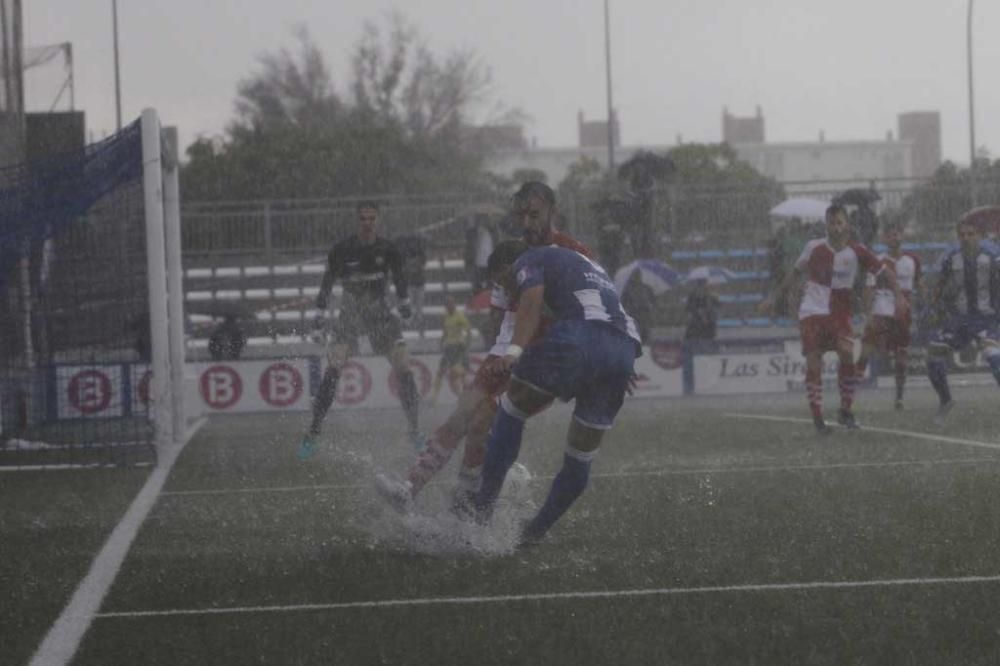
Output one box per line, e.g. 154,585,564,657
182,238,955,354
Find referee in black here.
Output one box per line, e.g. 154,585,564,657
298,200,424,458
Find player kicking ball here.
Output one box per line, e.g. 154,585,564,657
374,183,595,516
467,242,641,546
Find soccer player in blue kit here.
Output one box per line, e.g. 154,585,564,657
926,216,1000,423
468,241,642,545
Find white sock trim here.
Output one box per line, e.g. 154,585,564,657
565,445,598,462
572,413,613,431
500,394,529,421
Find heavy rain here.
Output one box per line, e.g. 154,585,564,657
4,1,1000,664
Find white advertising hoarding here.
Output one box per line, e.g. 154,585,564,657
693,340,865,396
188,346,684,414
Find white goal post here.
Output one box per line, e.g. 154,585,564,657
141,108,187,450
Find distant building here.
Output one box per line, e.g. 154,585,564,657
483,107,940,191
897,111,942,179
732,138,913,191
722,106,765,144
578,110,619,149
725,106,940,192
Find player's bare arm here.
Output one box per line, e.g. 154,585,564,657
482,307,504,348
504,284,545,372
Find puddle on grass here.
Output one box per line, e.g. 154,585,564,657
367,463,538,557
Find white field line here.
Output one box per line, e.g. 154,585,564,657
159,456,1000,498
29,419,205,666
725,413,1000,452
95,573,1000,619
0,462,155,472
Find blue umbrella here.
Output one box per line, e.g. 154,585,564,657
613,259,683,295
685,265,738,285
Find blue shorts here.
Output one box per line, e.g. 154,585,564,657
928,313,1000,351
513,320,638,429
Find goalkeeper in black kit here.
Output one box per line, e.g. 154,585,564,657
297,201,425,459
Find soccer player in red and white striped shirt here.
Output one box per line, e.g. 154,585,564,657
761,204,904,433
856,222,922,410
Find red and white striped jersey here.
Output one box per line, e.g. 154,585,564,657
866,252,921,317
794,239,882,319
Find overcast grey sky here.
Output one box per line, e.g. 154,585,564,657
23,1,1000,166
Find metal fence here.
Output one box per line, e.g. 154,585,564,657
178,176,1000,274
181,193,502,265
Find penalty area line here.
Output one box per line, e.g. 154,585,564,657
95,572,1000,619
725,413,1000,452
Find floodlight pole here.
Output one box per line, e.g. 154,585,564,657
967,0,977,206
604,0,615,172
112,0,122,130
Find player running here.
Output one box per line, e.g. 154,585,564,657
374,182,593,511
297,201,423,459
468,243,641,546
925,216,1000,424
855,221,922,410
761,204,902,433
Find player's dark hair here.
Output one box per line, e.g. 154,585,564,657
883,220,904,233
512,181,556,208
825,203,847,220
487,239,528,276
356,200,381,213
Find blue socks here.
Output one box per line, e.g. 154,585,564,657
524,450,592,540
474,396,525,514
927,357,951,405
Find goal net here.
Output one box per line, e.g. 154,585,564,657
0,109,186,467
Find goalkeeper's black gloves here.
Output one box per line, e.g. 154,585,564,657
311,313,326,344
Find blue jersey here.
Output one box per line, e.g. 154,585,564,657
934,240,1000,316
513,246,641,346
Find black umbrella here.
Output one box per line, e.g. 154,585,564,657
833,188,881,207
617,151,674,190
960,205,1000,235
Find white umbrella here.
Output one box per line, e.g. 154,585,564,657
769,197,829,221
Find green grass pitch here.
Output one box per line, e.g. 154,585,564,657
4,385,1000,664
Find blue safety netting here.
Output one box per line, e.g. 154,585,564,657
0,118,143,286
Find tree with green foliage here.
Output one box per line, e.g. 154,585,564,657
181,17,510,201
896,159,1000,237
663,143,784,246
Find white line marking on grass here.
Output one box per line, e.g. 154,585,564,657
94,573,1000,619
598,457,999,478
0,462,155,472
159,457,1000,498
29,421,203,666
726,413,1000,451
162,483,365,496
